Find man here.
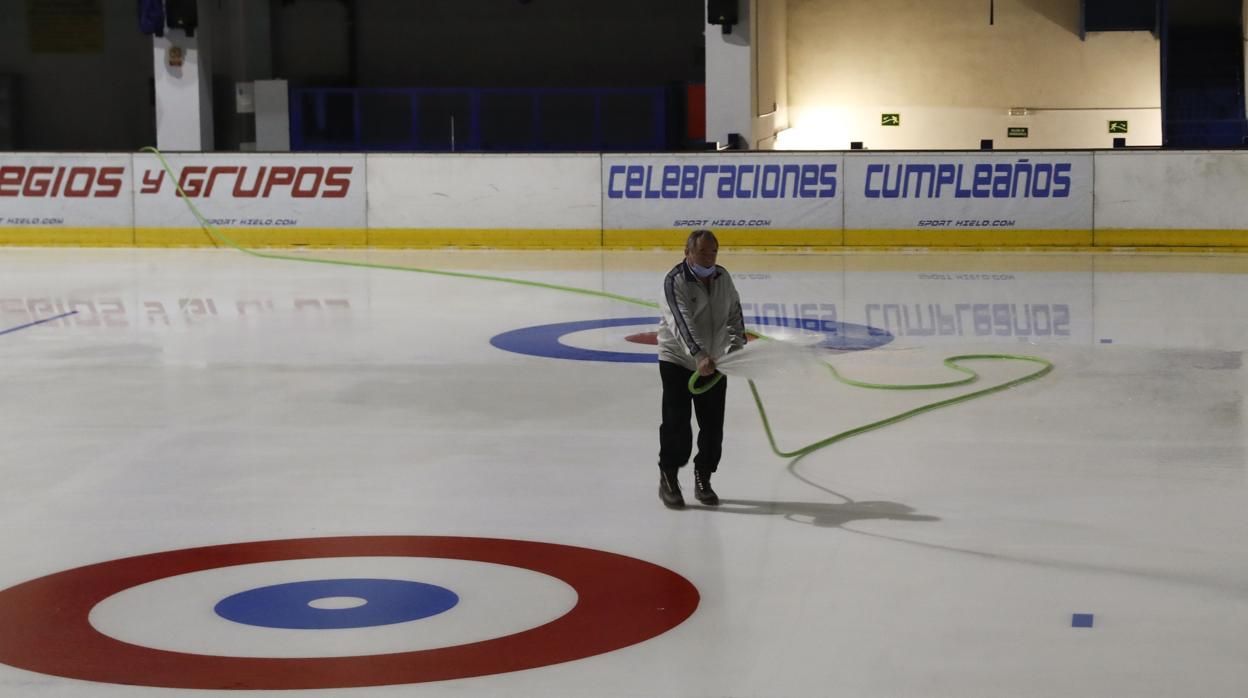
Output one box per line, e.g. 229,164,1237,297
656,229,746,508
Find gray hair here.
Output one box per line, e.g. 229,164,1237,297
685,229,718,253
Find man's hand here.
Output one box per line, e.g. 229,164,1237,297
697,355,716,376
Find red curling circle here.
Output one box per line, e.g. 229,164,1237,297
0,536,699,689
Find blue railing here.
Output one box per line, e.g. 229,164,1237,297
290,87,671,152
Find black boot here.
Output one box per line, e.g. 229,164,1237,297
659,469,684,508
694,470,719,505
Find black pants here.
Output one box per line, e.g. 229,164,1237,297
658,360,727,473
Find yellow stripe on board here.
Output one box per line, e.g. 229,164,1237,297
844,229,1094,247
370,228,601,249
1095,229,1248,247
604,229,844,248
5,226,1248,252
135,227,370,247
0,227,134,246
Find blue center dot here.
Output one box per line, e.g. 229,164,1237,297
214,578,459,630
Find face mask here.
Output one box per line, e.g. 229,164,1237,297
689,262,716,278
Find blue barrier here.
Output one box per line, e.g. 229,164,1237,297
290,86,671,152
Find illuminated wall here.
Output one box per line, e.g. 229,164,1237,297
780,0,1161,150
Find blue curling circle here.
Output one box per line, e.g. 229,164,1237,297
214,578,459,630
489,316,893,364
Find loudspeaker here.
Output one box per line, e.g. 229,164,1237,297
850,141,864,150
1112,137,1127,148
166,0,198,37
980,139,994,150
708,0,738,33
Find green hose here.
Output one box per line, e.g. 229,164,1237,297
687,370,726,395
749,354,1052,458
141,146,1054,461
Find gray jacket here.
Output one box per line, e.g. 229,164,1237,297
658,261,747,370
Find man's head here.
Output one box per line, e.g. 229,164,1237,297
685,229,719,277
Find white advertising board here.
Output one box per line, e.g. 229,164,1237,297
0,153,133,228
367,154,601,229
132,153,366,230
844,152,1094,231
600,153,843,231
5,149,1248,249
1094,151,1248,229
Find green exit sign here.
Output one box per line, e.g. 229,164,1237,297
1109,121,1128,134
881,114,900,126
1008,127,1029,138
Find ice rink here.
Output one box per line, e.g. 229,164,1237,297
0,246,1244,696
